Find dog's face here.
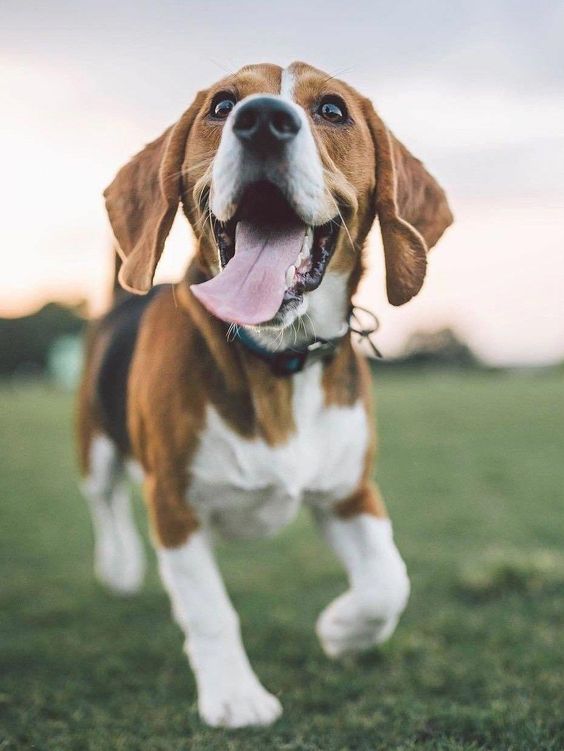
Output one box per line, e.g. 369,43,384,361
183,63,375,329
104,62,453,330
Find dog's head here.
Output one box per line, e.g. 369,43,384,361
104,62,453,330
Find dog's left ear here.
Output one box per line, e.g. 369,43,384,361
104,92,205,294
364,99,454,306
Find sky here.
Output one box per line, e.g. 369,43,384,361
1,0,563,365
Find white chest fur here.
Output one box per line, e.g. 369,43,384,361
189,363,368,539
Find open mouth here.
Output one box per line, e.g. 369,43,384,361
190,181,340,327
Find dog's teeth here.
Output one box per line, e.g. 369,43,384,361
301,226,314,259
285,265,296,288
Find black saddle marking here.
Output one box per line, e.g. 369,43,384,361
95,285,168,455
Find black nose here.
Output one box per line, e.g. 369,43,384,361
233,97,301,151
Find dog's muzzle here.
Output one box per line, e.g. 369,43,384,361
196,95,340,327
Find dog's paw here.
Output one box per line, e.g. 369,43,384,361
316,563,410,658
198,679,282,728
316,590,398,658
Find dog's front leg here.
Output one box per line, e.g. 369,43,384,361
313,484,410,658
148,480,282,728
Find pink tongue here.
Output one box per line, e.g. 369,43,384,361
190,219,306,325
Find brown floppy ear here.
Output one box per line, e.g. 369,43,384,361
364,100,453,306
103,95,204,294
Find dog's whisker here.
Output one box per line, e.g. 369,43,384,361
304,312,317,341
207,57,236,76
275,325,287,351
226,322,240,342
320,65,356,86
329,195,355,251
163,157,216,184
297,313,308,342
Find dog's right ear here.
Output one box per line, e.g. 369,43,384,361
104,93,205,294
364,99,454,306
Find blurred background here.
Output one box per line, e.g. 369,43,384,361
1,0,563,378
1,3,563,749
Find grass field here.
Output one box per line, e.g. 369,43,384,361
1,372,563,750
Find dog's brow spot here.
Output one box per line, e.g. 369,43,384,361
280,67,296,101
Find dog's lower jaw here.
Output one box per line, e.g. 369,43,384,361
244,270,350,352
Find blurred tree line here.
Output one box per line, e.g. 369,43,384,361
375,328,483,370
3,299,561,392
0,300,487,382
0,303,86,377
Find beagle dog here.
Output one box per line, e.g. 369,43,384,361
77,62,453,729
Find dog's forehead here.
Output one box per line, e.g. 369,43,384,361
215,61,355,101
217,63,282,96
282,61,350,99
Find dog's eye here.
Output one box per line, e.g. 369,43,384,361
211,94,236,120
317,97,348,124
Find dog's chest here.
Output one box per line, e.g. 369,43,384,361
189,364,368,538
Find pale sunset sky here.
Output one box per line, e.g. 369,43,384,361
1,0,563,365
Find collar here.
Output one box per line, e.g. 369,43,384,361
232,306,382,377
180,272,382,375
233,326,347,376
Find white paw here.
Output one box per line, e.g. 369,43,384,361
316,590,397,658
198,678,282,728
316,566,410,659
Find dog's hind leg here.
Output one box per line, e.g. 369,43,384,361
81,434,146,595
312,484,410,658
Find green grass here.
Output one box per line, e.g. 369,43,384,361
1,372,563,750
